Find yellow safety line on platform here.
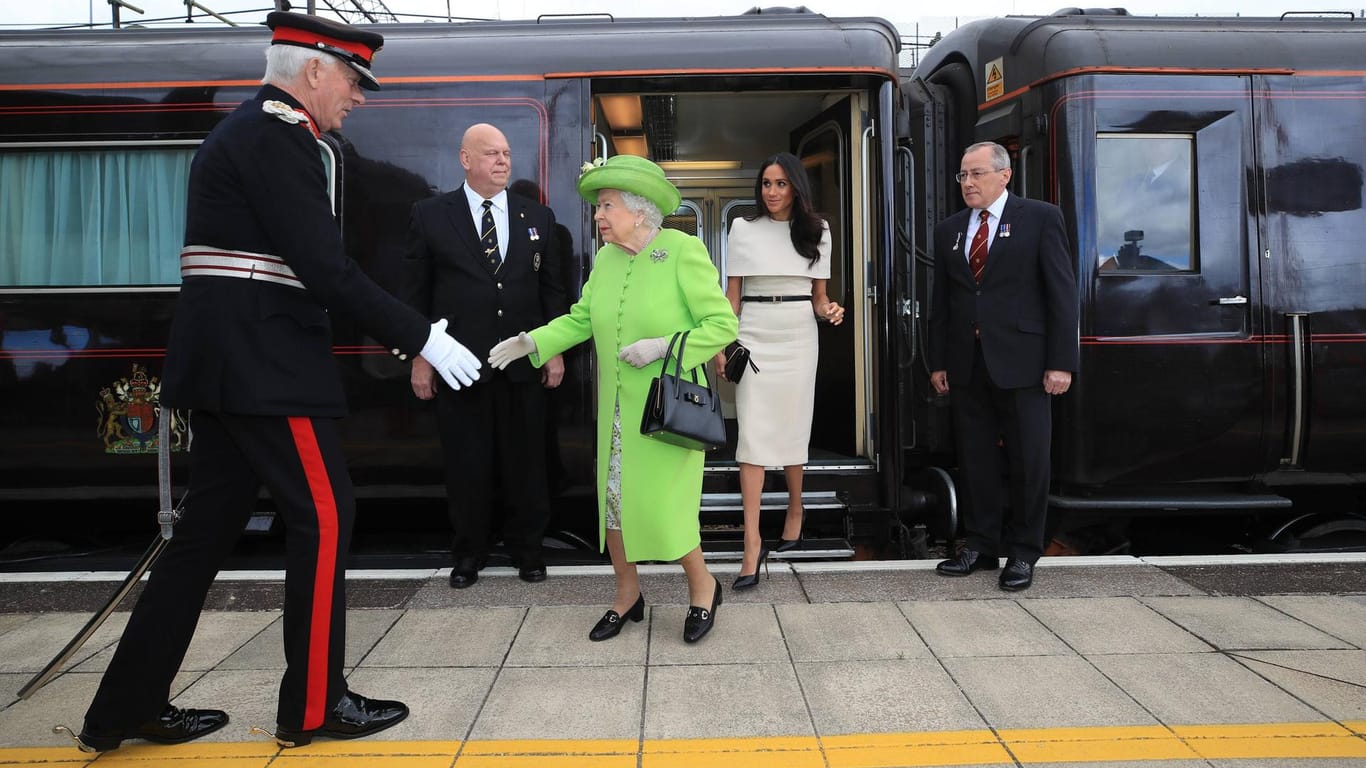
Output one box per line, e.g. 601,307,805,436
2,721,1363,766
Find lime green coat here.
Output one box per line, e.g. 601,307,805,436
528,229,737,562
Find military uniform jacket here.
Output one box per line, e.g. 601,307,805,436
928,193,1079,390
400,186,567,384
163,85,429,416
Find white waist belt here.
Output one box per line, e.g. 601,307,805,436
180,245,304,290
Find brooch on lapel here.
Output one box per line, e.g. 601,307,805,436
998,223,1012,238
650,248,669,263
533,253,542,271
952,231,962,252
528,227,540,241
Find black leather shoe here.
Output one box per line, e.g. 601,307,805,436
77,705,229,752
999,558,1034,591
589,593,645,641
683,578,722,643
274,691,408,747
449,556,481,588
731,546,770,591
935,548,1000,577
518,561,548,583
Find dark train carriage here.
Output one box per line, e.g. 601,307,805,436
0,12,907,558
900,10,1366,547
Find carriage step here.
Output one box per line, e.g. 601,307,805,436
700,537,855,561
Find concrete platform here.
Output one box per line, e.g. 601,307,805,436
0,554,1364,766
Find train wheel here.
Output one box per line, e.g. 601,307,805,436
1257,511,1366,553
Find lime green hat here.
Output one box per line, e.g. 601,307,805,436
577,154,682,217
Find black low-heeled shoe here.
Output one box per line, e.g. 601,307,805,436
588,593,645,641
731,546,770,591
683,578,722,643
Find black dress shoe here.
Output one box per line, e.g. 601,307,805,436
274,691,408,747
999,558,1034,591
449,555,481,588
77,704,229,752
589,593,645,641
935,548,1000,577
518,561,548,583
683,578,722,643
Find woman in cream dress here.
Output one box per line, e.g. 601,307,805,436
718,153,844,589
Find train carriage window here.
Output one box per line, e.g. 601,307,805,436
1095,134,1195,273
0,146,194,287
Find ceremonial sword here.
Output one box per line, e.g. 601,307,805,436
19,408,184,700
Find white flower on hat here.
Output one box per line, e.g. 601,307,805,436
579,157,606,174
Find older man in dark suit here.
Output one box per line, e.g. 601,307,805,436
928,141,1078,591
402,123,567,588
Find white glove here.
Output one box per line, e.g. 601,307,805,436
420,319,481,390
489,332,537,370
618,336,670,368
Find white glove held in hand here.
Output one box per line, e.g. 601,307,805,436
618,336,670,368
488,332,537,370
421,319,481,390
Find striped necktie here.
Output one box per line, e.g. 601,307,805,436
968,209,990,282
480,199,501,267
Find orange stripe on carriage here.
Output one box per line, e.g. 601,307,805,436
287,416,340,731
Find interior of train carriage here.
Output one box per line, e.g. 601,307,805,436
587,82,880,549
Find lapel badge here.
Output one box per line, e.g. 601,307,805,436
998,223,1012,238
533,252,541,271
650,248,669,263
529,227,540,241
952,231,962,251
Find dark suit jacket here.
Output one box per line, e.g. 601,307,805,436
928,193,1078,390
164,85,429,417
401,186,567,384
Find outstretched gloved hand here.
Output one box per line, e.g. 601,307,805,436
489,332,537,370
618,336,670,368
420,318,481,390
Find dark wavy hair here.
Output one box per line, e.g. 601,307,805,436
746,152,824,266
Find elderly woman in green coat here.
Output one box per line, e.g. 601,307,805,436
490,155,737,643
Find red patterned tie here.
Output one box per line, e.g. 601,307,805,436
968,209,990,282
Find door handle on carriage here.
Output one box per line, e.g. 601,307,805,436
1211,295,1248,305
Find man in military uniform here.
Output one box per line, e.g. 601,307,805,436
73,11,481,752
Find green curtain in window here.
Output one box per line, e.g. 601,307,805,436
0,148,194,287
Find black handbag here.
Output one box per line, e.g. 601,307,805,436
723,340,759,383
640,331,727,452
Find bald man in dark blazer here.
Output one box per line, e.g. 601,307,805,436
928,141,1078,591
401,123,567,588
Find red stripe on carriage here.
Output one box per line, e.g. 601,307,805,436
287,416,340,731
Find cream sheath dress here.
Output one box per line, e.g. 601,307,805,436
726,216,831,467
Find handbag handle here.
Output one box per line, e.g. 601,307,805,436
660,331,719,413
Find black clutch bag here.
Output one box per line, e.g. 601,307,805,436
641,331,727,452
723,340,759,383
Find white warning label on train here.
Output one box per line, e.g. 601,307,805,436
984,57,1004,100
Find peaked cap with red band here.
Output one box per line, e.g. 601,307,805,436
266,11,384,91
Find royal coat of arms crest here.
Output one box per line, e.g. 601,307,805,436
96,363,187,454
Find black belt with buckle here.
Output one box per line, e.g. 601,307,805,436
741,295,811,303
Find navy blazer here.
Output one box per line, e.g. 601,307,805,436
400,185,567,385
928,193,1078,389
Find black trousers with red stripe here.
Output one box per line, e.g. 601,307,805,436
84,411,353,733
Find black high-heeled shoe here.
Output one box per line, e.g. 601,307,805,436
774,509,804,553
731,546,770,591
588,593,645,642
683,578,722,643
